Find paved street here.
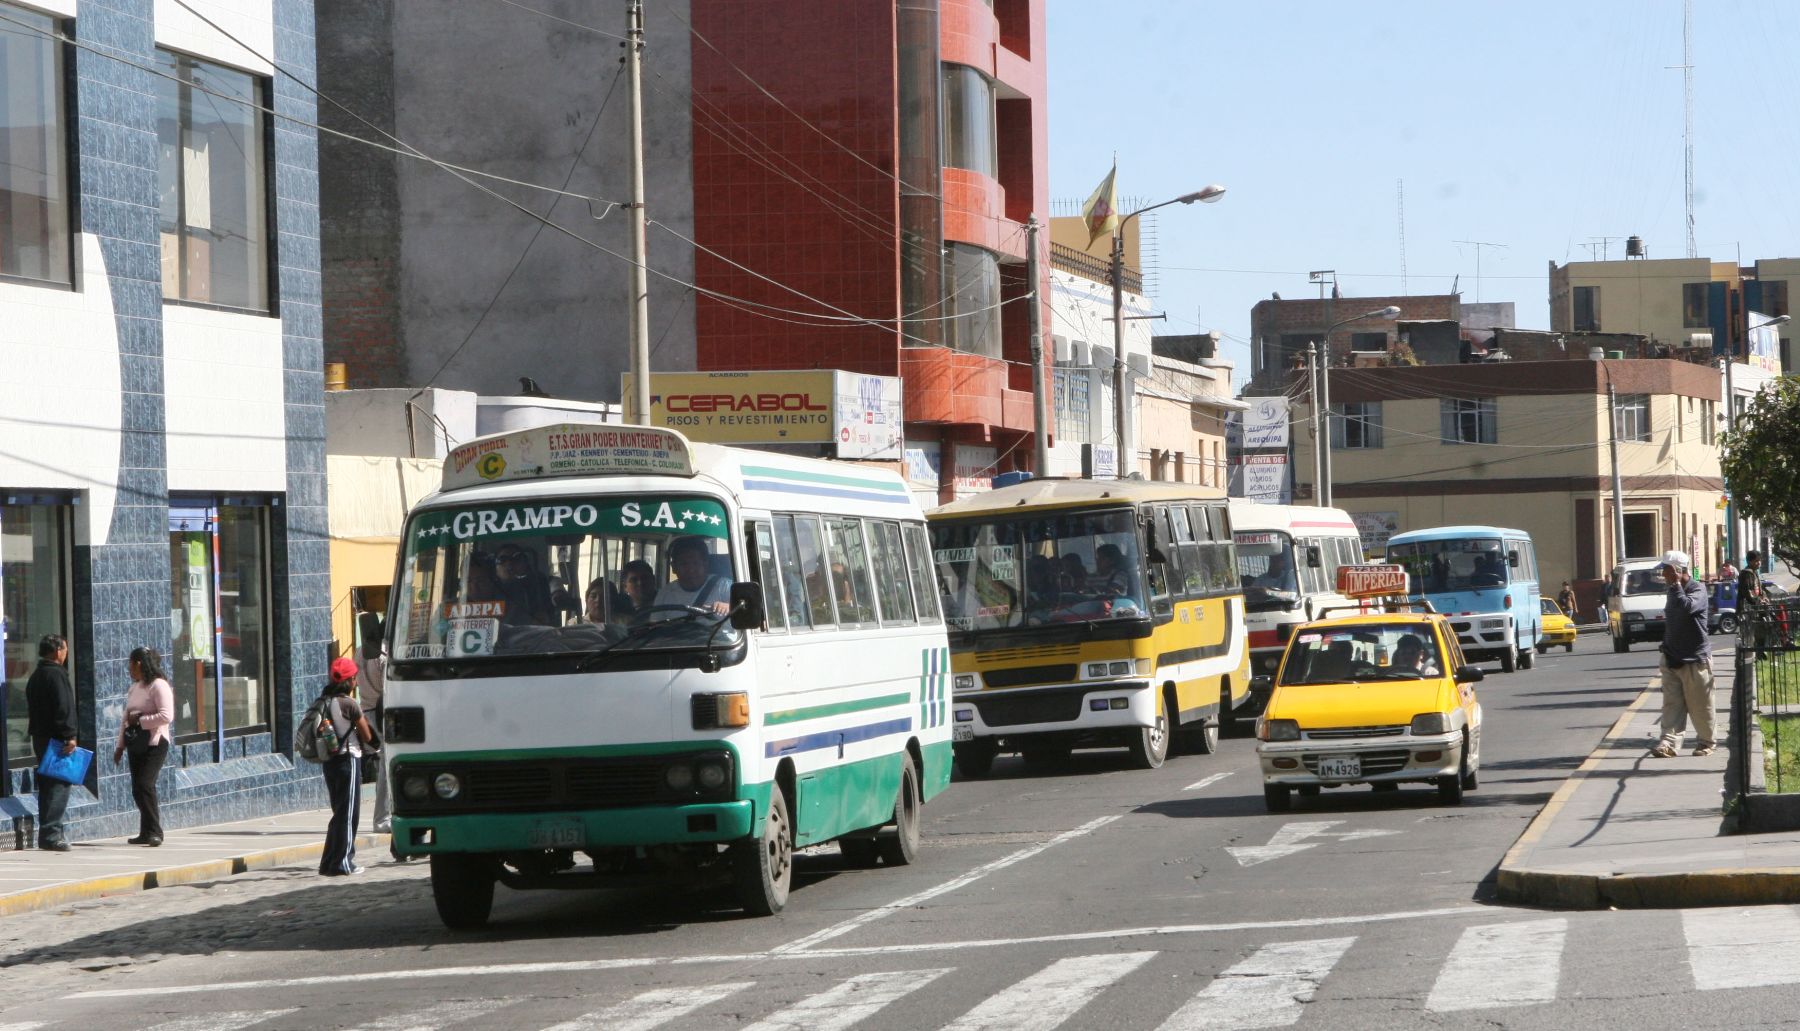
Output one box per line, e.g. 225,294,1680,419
3,640,1788,1029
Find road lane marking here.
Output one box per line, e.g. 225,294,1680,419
1685,906,1800,990
742,969,949,1031
1225,821,1400,866
770,814,1122,954
944,952,1156,1030
0,1023,50,1031
143,1012,297,1031
67,958,758,999
1159,937,1354,1030
542,983,753,1031
1426,918,1565,1012
351,998,511,1030
1183,772,1234,792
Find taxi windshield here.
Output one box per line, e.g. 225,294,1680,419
1279,623,1445,685
391,493,738,665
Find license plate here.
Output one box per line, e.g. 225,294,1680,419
528,818,584,849
952,724,975,742
1317,755,1361,780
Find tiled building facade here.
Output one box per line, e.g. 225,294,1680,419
1,0,330,839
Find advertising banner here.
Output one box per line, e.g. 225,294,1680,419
833,371,905,460
623,370,836,444
1352,511,1401,555
952,445,998,495
1242,396,1289,450
1748,311,1783,374
1239,452,1288,503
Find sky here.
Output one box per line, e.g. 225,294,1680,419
1046,0,1800,390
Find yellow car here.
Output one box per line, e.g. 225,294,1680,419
1538,596,1577,653
1256,610,1484,811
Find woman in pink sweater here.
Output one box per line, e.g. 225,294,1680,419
114,647,175,846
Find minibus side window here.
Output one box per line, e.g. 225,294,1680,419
774,515,822,630
1167,505,1202,600
1195,504,1235,595
747,521,786,632
825,517,877,625
1144,505,1174,617
902,523,941,624
869,520,916,625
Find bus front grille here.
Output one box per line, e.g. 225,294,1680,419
980,664,1080,689
972,687,1087,727
395,753,729,816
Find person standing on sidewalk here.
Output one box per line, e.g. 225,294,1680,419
1651,550,1715,758
319,657,376,876
113,647,174,846
25,634,76,851
1556,581,1577,619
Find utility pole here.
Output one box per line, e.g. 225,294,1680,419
1308,342,1323,507
1111,230,1130,479
1724,353,1738,561
1608,380,1626,567
625,0,651,425
1027,217,1050,475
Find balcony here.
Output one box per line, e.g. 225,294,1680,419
1050,241,1141,294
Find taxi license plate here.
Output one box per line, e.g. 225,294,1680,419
528,818,584,849
952,724,975,742
1317,755,1361,780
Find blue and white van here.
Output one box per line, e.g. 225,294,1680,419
1385,525,1541,672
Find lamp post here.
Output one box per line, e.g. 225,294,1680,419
1110,184,1225,478
1725,312,1792,561
1316,305,1402,506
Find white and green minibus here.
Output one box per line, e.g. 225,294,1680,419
383,424,951,927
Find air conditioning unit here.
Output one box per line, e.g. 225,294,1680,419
1052,334,1071,362
1127,353,1151,379
1686,332,1713,350
1070,341,1092,366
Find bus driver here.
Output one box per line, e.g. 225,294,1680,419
653,536,731,618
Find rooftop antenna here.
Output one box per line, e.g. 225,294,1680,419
1583,236,1622,261
1396,179,1408,296
1453,240,1508,303
1667,0,1697,258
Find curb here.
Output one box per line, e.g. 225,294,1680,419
0,833,389,919
1496,672,1800,909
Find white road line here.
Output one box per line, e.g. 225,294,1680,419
67,957,756,999
1157,937,1355,1030
742,969,950,1031
349,997,512,1030
1183,771,1234,792
541,983,752,1031
771,814,1121,954
944,952,1157,1031
0,1023,50,1031
1425,918,1566,1012
1685,906,1800,990
143,1011,296,1031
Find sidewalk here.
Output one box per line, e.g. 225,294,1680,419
0,792,389,918
1497,663,1800,908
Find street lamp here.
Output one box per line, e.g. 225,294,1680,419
1111,185,1226,477
1724,312,1792,561
1316,305,1402,506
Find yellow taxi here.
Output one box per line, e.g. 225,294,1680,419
1256,566,1483,812
1538,596,1577,653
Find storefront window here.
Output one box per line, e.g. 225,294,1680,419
169,504,270,741
0,4,71,286
4,502,70,769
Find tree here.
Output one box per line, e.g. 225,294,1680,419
1720,376,1800,568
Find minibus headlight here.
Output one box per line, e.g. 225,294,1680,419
1410,713,1451,736
665,764,695,790
954,708,974,723
432,773,462,800
1086,662,1109,678
1260,718,1300,742
695,760,729,791
954,674,976,691
1108,661,1133,676
402,775,430,802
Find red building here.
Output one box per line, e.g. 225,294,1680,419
689,0,1050,499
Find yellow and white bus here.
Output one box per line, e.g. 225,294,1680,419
928,479,1250,775
383,424,951,927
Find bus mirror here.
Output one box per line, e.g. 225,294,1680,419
1306,545,1322,568
1507,550,1520,568
729,582,766,630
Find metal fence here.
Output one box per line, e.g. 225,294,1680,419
1735,597,1800,796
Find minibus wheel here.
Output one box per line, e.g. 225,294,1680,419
430,853,496,930
876,752,921,866
1128,691,1170,769
732,790,793,915
1500,648,1517,673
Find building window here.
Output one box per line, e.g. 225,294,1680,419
945,242,1000,357
156,50,270,312
1349,332,1387,354
168,503,272,742
1440,397,1496,445
1682,283,1709,328
1331,401,1383,450
3,500,71,769
1701,398,1717,445
1764,281,1790,318
1614,393,1651,442
1573,285,1599,331
0,5,71,287
939,64,997,178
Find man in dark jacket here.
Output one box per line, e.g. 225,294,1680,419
25,633,77,850
1651,551,1714,759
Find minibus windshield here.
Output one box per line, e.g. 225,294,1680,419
1235,532,1299,612
931,508,1147,632
392,494,739,663
1388,538,1510,594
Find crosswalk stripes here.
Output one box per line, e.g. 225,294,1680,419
1683,906,1800,990
943,952,1157,1030
346,998,513,1031
1157,937,1355,1030
744,969,950,1031
1425,917,1566,1012
142,1013,296,1031
541,982,753,1031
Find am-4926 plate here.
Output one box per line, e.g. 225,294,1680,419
1316,755,1361,780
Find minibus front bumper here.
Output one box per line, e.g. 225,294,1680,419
952,680,1156,741
391,801,756,857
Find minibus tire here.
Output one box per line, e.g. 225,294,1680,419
732,790,793,916
1128,692,1170,769
877,753,921,866
430,853,496,930
1518,646,1534,670
1180,716,1219,756
1500,648,1517,673
954,740,997,778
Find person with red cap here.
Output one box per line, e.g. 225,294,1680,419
319,656,376,875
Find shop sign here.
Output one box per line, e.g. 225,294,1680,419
1240,453,1289,503
952,445,998,494
834,372,905,460
1352,511,1401,554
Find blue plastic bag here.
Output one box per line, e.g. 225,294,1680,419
36,740,93,786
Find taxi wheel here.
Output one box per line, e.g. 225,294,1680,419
1436,773,1465,805
1263,785,1292,812
1128,693,1170,770
1297,785,1321,796
1536,642,1549,655
1565,642,1575,653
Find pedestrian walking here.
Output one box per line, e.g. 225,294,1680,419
1556,580,1577,619
24,634,76,851
319,656,377,876
113,647,174,846
1650,550,1715,758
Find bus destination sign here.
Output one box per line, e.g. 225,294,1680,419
442,423,696,490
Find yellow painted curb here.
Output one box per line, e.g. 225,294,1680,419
0,834,388,919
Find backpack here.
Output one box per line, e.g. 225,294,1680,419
295,695,346,764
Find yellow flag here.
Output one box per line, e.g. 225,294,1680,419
1082,162,1119,247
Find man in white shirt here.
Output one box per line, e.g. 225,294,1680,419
653,536,731,617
